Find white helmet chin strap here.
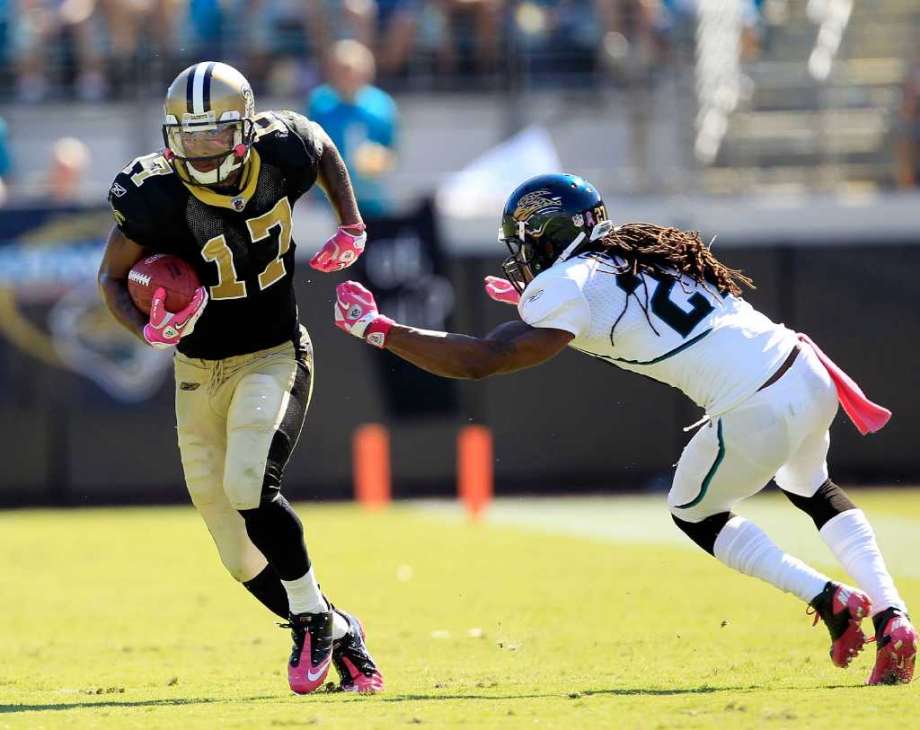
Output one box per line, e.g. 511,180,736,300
185,152,244,185
556,219,614,264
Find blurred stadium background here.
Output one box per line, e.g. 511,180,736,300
0,0,919,507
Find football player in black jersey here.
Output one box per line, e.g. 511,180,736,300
98,62,383,694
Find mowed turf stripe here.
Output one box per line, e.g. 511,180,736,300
416,491,920,579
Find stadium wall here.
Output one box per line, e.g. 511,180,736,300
0,201,917,506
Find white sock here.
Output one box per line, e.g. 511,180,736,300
280,568,352,639
819,509,907,616
713,516,829,603
281,567,327,615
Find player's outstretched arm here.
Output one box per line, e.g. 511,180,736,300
334,281,573,380
387,320,573,380
309,124,367,272
97,225,149,341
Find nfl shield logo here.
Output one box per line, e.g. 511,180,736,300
232,197,246,212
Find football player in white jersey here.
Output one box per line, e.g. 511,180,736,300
332,173,916,685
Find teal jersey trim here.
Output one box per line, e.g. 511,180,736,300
674,419,725,510
613,328,712,366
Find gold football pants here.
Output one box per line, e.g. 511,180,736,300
174,331,313,583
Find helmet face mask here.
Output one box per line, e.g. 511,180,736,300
498,174,609,293
162,118,253,185
162,62,257,188
500,237,533,294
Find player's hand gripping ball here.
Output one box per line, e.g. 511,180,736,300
128,254,201,314
143,286,208,349
309,223,367,273
334,281,394,348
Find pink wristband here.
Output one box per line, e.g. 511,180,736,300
365,316,394,349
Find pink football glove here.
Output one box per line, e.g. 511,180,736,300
334,281,394,349
143,286,208,349
309,223,367,272
484,276,521,306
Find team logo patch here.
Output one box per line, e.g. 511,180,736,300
513,190,562,224
110,182,128,198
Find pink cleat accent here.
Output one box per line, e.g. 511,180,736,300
808,582,872,668
283,611,334,695
868,609,918,685
332,611,384,694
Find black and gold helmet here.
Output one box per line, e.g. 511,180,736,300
162,62,256,187
499,173,610,292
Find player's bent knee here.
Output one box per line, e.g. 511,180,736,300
671,511,733,555
781,479,856,529
225,468,280,511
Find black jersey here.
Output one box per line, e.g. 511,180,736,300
108,110,322,359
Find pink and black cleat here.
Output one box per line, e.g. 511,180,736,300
867,607,918,685
808,581,872,668
283,610,334,694
332,609,384,694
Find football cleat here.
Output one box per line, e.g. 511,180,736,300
807,581,872,668
332,609,384,694
282,610,334,694
867,608,918,685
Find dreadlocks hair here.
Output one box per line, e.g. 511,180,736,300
593,222,754,297
584,222,755,342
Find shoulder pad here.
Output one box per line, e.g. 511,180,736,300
108,153,183,245
256,110,322,161
517,270,590,336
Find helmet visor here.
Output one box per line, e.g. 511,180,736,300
164,120,247,171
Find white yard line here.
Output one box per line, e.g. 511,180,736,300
415,495,920,579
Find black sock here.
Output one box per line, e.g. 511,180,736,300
781,480,857,530
239,496,310,581
242,564,290,619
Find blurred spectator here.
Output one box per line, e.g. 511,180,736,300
12,0,107,101
97,0,179,92
181,0,228,60
434,0,503,76
374,0,420,77
0,116,10,205
896,60,920,189
308,39,397,217
508,0,664,80
237,0,376,96
0,0,10,68
45,136,89,203
10,0,179,102
595,0,661,75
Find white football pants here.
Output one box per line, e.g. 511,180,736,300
668,343,839,523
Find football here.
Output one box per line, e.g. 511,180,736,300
127,254,201,315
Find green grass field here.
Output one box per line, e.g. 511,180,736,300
2,490,919,729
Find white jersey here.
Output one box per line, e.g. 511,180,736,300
517,253,799,416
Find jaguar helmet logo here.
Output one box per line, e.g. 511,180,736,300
512,190,562,238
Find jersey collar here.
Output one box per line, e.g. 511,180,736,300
181,149,262,212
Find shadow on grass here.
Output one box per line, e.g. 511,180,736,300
362,685,755,703
0,696,276,714
4,683,865,713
